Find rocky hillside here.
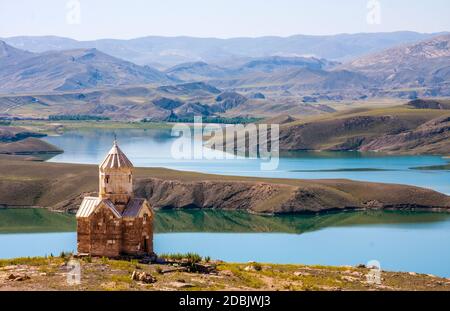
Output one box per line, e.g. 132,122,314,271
344,34,450,94
0,40,33,63
135,177,450,215
359,115,450,154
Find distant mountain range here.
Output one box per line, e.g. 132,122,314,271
204,35,450,99
164,56,337,81
2,31,445,67
0,33,449,120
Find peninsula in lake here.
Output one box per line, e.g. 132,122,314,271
0,155,448,215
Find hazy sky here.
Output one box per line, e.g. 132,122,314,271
0,0,449,40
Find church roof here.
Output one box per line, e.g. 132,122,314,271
122,198,149,218
76,197,122,218
100,140,134,170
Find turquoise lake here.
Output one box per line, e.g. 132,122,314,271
1,128,449,276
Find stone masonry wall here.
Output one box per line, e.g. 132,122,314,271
88,206,122,257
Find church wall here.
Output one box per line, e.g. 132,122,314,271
121,216,153,255
88,207,122,257
143,213,154,254
77,219,91,254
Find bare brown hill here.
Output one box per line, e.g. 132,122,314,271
0,126,62,155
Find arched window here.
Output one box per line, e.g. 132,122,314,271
105,175,110,183
128,174,131,182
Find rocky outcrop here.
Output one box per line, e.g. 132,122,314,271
133,177,450,215
214,92,248,112
135,178,283,212
359,116,450,154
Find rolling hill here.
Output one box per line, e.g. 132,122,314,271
0,40,33,63
165,56,337,82
0,83,334,121
276,102,450,154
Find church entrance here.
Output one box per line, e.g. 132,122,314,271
143,238,148,253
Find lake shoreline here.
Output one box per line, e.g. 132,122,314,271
4,120,450,156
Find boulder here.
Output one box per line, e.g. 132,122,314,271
131,270,156,284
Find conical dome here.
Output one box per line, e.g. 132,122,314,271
100,140,134,170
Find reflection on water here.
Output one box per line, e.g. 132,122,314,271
43,128,450,194
4,208,449,234
155,210,450,233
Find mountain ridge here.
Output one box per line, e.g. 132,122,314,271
3,31,446,67
0,41,175,93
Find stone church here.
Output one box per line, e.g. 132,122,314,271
76,140,153,258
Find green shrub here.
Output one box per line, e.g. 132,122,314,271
49,114,110,121
252,262,262,271
186,252,202,264
83,255,92,263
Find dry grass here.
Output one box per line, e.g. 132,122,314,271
0,257,449,291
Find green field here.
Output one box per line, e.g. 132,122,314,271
10,120,174,134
